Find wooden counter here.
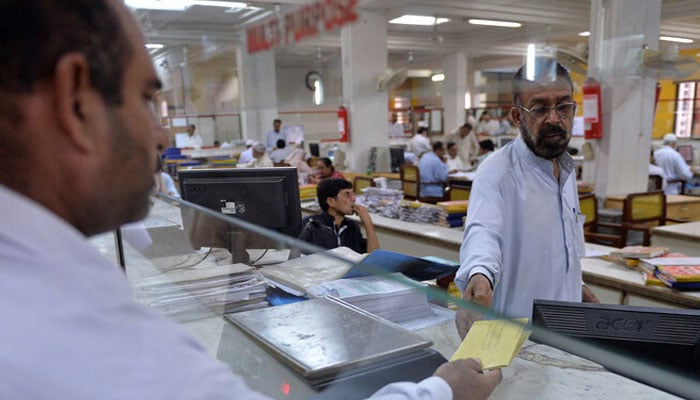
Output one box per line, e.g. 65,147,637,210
605,194,700,222
652,221,700,256
582,244,700,309
303,203,700,309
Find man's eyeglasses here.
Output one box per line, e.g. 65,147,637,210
518,103,577,119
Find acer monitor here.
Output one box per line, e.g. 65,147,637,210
532,300,700,381
178,167,302,264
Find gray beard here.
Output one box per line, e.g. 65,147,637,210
519,121,569,160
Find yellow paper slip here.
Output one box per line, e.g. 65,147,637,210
450,318,531,370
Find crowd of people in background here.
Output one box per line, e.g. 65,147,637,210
166,111,517,202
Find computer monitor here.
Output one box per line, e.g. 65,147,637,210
390,147,405,173
677,144,693,164
532,300,700,380
308,142,320,157
178,167,302,263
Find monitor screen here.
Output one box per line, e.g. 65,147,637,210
178,167,302,263
309,142,320,157
677,144,693,164
532,300,700,379
390,147,405,173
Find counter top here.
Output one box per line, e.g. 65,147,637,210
652,220,700,241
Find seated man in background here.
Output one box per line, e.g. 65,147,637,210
237,143,273,168
269,139,291,163
237,139,255,164
654,133,695,195
471,139,495,171
418,141,449,200
446,142,464,172
299,179,379,254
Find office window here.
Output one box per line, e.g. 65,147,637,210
674,81,700,139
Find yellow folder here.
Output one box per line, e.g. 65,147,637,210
450,318,531,370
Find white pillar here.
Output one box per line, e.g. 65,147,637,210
442,52,467,135
236,42,278,144
583,0,661,198
341,11,389,173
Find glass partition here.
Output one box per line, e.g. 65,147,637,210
110,192,700,400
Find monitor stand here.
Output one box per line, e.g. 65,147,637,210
228,227,251,265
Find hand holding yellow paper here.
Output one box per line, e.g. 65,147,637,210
451,318,531,370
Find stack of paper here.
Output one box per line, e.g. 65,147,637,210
603,246,670,269
398,200,441,224
641,257,700,290
356,187,403,215
451,318,531,370
260,247,367,296
307,273,434,323
134,263,269,321
436,200,468,228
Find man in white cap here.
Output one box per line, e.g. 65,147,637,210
237,143,273,168
238,139,256,164
654,133,696,195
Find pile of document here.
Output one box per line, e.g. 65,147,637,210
398,200,441,224
133,263,268,322
260,247,367,296
436,200,468,228
641,257,700,290
356,187,403,218
307,273,435,324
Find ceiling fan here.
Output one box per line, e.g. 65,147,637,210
639,44,700,80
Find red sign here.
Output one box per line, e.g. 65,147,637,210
247,0,358,54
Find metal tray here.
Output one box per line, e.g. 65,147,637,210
225,297,432,381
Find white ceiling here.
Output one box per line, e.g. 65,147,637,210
134,0,700,73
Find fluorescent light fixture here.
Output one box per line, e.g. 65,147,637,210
125,0,246,11
406,69,433,78
526,43,535,81
389,15,449,26
578,31,590,37
145,43,164,49
431,73,445,82
190,1,246,8
313,80,324,106
660,36,693,44
125,0,190,10
468,19,521,28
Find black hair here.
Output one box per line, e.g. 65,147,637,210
512,57,573,106
274,119,282,124
0,0,130,105
317,178,353,212
432,141,444,152
417,127,428,135
447,141,457,150
276,139,286,149
479,139,495,152
318,157,334,171
461,123,473,130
